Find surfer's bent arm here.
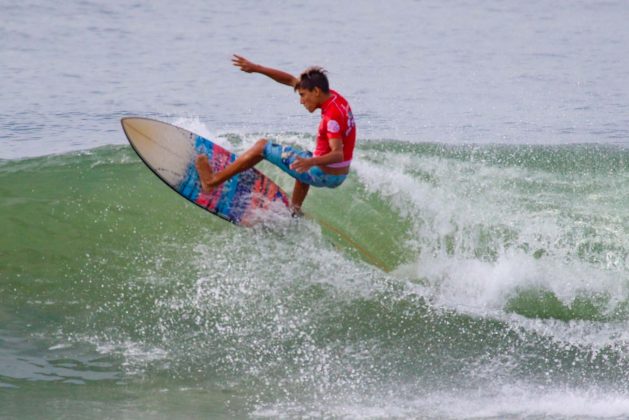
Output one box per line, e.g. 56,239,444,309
290,138,344,173
232,54,298,87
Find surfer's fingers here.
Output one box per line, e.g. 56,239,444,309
232,54,251,67
289,156,302,170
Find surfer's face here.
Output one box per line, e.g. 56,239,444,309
298,87,320,113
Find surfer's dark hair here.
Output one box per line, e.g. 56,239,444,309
295,66,329,93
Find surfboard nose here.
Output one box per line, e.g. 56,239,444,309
120,117,144,136
121,117,195,186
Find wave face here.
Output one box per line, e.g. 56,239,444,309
1,139,628,418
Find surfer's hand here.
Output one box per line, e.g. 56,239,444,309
232,54,257,73
290,156,312,173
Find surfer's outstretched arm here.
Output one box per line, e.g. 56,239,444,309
232,54,299,88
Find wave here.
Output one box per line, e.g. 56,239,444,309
2,132,628,416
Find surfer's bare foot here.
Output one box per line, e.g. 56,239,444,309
195,155,215,193
290,205,304,218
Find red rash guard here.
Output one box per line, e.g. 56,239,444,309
313,90,356,167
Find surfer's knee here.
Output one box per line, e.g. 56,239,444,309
253,138,268,155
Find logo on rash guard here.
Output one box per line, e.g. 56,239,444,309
327,120,340,134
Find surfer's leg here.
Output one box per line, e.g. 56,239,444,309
290,180,310,215
196,139,267,192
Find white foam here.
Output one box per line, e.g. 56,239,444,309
354,146,629,349
429,384,629,419
406,248,627,315
170,116,233,150
170,116,316,156
253,383,629,419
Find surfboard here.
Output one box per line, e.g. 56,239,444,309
121,117,290,226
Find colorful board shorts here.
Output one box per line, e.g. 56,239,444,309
263,142,347,188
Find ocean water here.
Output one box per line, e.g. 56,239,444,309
1,0,629,419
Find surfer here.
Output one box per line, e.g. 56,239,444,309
195,54,356,215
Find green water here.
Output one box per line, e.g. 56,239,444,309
1,142,628,418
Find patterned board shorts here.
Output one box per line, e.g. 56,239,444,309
263,142,347,188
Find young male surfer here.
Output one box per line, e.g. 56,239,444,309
195,54,356,215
